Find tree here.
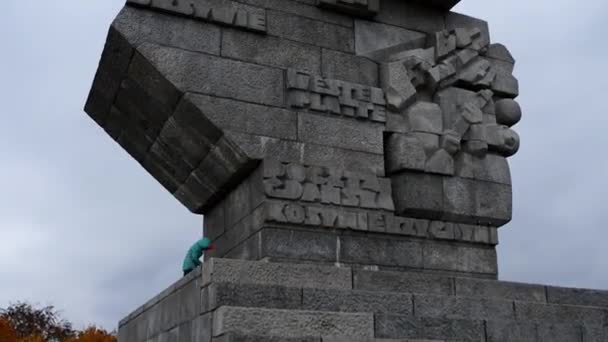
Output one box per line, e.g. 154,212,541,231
0,302,74,341
66,327,116,342
0,316,18,342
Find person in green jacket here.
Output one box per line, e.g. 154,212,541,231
182,237,215,276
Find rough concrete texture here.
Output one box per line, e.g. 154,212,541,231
118,258,608,342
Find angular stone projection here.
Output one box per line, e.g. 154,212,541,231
80,0,602,341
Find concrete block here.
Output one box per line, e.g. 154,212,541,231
114,6,221,55
267,11,354,52
455,278,546,302
392,172,444,219
425,149,455,176
353,269,453,295
191,314,212,342
206,282,302,311
492,73,519,98
202,258,353,289
354,20,426,58
547,286,608,308
204,204,225,241
339,234,423,268
214,334,320,342
407,102,443,134
442,176,476,222
445,13,490,49
485,43,515,63
475,180,512,226
317,0,379,17
238,0,353,27
303,143,385,176
514,302,606,325
298,112,384,154
260,228,338,262
485,320,537,342
222,29,321,73
113,76,175,138
414,295,514,321
375,315,484,340
322,49,378,86
537,323,583,342
156,117,216,170
136,43,284,106
213,306,374,338
85,26,133,126
225,131,303,163
423,243,497,276
374,1,445,34
224,179,254,228
385,133,427,174
380,60,417,111
484,125,520,157
302,288,412,315
434,87,477,130
495,99,522,127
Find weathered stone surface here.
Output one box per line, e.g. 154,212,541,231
215,334,320,342
485,320,537,342
267,11,354,52
260,228,337,262
392,172,444,219
213,306,374,338
317,0,379,17
455,277,546,302
547,286,608,308
202,258,353,289
495,99,522,127
222,29,322,73
375,315,485,340
340,234,423,268
374,1,445,34
445,12,490,48
354,20,426,58
514,302,606,325
322,49,378,86
236,0,353,27
187,94,297,141
302,288,412,315
298,113,384,154
385,133,427,174
423,243,497,276
114,6,221,55
353,270,453,295
414,295,514,321
485,43,515,63
204,282,302,312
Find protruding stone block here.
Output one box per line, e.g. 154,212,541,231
213,307,374,338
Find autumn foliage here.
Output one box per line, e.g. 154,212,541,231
0,303,116,342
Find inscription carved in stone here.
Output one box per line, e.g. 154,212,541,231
317,0,380,17
267,202,497,245
126,0,267,33
263,160,395,211
287,69,387,123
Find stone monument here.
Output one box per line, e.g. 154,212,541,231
85,0,608,340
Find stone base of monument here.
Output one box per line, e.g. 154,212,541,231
118,258,608,342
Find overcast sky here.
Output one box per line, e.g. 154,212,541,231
1,0,607,331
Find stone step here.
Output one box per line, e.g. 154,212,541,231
212,306,375,339
203,258,608,310
213,334,447,342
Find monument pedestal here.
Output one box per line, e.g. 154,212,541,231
118,258,608,341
